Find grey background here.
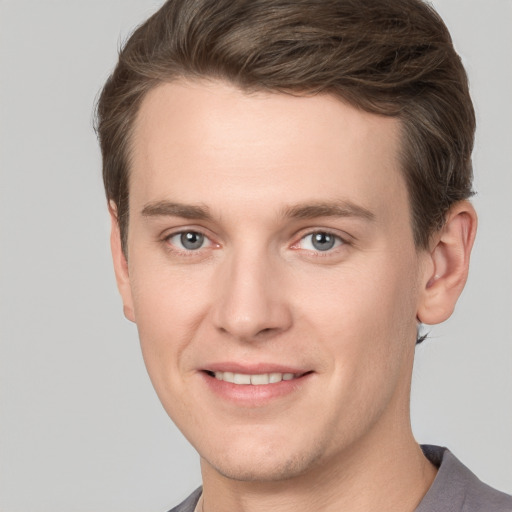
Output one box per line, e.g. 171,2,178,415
0,0,510,510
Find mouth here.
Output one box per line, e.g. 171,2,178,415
204,370,311,385
200,366,314,405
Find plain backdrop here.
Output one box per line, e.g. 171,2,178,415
0,1,511,510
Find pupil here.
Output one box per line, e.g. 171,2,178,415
312,232,335,251
181,232,204,250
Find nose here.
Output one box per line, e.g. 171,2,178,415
212,248,293,342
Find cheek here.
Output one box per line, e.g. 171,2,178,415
130,250,211,326
302,256,417,331
127,258,213,386
298,254,420,384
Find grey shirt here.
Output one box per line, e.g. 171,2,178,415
168,445,512,512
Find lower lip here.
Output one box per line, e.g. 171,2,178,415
201,372,313,406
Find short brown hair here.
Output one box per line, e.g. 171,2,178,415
95,0,475,254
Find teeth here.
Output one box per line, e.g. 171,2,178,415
269,372,282,383
212,371,298,385
223,371,234,383
251,374,269,385
234,373,251,385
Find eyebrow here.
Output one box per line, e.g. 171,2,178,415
281,201,375,222
141,201,213,220
141,199,375,222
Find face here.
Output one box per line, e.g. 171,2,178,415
114,79,431,483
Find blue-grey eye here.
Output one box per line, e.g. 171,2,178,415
180,231,205,250
312,232,335,251
167,231,208,251
300,232,343,252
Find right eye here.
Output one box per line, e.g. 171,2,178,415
166,231,211,251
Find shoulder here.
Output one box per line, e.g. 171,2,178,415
417,445,512,512
167,487,202,512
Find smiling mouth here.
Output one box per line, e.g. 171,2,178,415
205,370,310,385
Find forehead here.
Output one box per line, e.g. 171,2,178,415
129,79,407,226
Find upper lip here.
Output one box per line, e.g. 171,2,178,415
203,362,310,375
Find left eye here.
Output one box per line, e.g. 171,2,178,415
167,231,210,251
298,232,344,252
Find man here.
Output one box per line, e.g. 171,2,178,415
95,0,512,510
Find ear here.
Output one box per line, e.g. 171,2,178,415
109,202,136,323
417,201,477,325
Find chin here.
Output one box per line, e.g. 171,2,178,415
200,436,326,483
207,456,314,482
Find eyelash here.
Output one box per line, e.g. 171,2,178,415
163,230,215,256
292,231,347,255
161,229,349,257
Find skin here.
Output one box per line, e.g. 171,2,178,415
111,79,477,511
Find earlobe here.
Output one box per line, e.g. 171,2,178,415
417,201,477,325
109,202,136,323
